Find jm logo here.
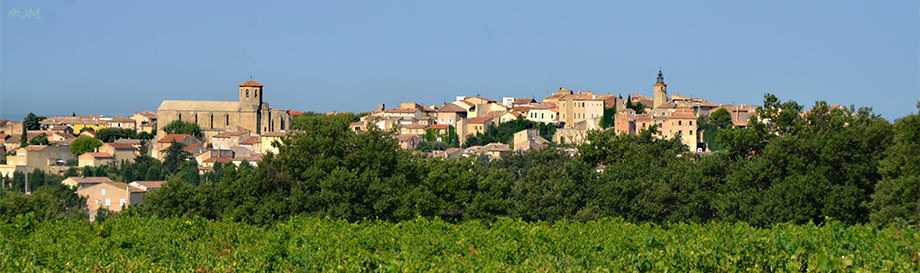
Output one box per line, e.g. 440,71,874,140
9,8,40,19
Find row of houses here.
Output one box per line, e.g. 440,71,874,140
349,70,757,154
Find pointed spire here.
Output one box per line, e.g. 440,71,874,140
656,69,665,84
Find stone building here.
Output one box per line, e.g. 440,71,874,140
157,80,291,139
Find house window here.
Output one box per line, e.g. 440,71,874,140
95,200,99,204
690,121,693,126
678,121,682,125
690,130,693,135
105,198,111,207
246,89,250,97
101,189,106,196
120,198,126,207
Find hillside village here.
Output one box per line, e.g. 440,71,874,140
0,70,759,216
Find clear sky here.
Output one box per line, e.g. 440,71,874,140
1,0,918,121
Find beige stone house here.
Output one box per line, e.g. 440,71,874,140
153,134,202,159
210,131,250,149
128,181,165,191
130,111,158,134
99,143,138,164
78,152,114,167
5,145,74,172
435,103,467,126
525,103,559,123
156,80,291,140
544,88,605,129
62,176,114,189
259,131,287,155
0,120,23,135
78,182,145,214
514,129,549,151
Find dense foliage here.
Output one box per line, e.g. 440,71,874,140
463,117,556,147
1,216,916,271
161,120,202,137
95,127,153,142
0,96,917,270
70,137,103,156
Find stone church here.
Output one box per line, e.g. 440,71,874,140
157,80,291,138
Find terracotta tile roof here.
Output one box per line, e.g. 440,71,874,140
134,111,158,119
65,176,114,184
22,145,49,151
528,103,557,110
131,181,166,189
52,132,76,139
384,108,419,114
239,80,264,87
668,112,697,119
438,103,467,113
182,144,200,152
468,116,493,124
240,136,260,144
427,124,450,130
158,134,191,143
511,106,532,113
289,110,304,115
513,98,537,104
401,123,428,129
104,143,136,149
203,157,233,163
213,131,247,138
260,131,287,137
82,152,114,158
104,182,147,193
396,134,419,142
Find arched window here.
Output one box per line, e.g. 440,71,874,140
177,113,182,120
246,89,250,97
255,90,258,97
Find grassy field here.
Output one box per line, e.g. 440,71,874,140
1,215,917,272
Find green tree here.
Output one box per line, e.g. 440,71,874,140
28,133,49,146
19,122,27,147
23,113,41,130
599,107,616,128
95,128,137,143
162,120,202,137
70,137,103,156
161,141,191,173
868,102,920,225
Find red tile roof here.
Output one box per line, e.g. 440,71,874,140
202,157,233,163
182,144,200,152
427,124,450,130
239,80,263,87
65,176,115,184
468,116,493,124
82,152,114,158
289,110,304,115
240,136,260,145
131,181,166,189
104,143,136,149
158,134,191,143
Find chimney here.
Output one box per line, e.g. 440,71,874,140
378,104,385,111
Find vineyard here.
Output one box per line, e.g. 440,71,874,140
2,215,917,272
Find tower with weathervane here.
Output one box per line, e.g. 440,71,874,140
653,69,668,108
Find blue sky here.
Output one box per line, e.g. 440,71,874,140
1,0,918,120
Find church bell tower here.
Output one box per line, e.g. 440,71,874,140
653,69,668,108
239,80,263,109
